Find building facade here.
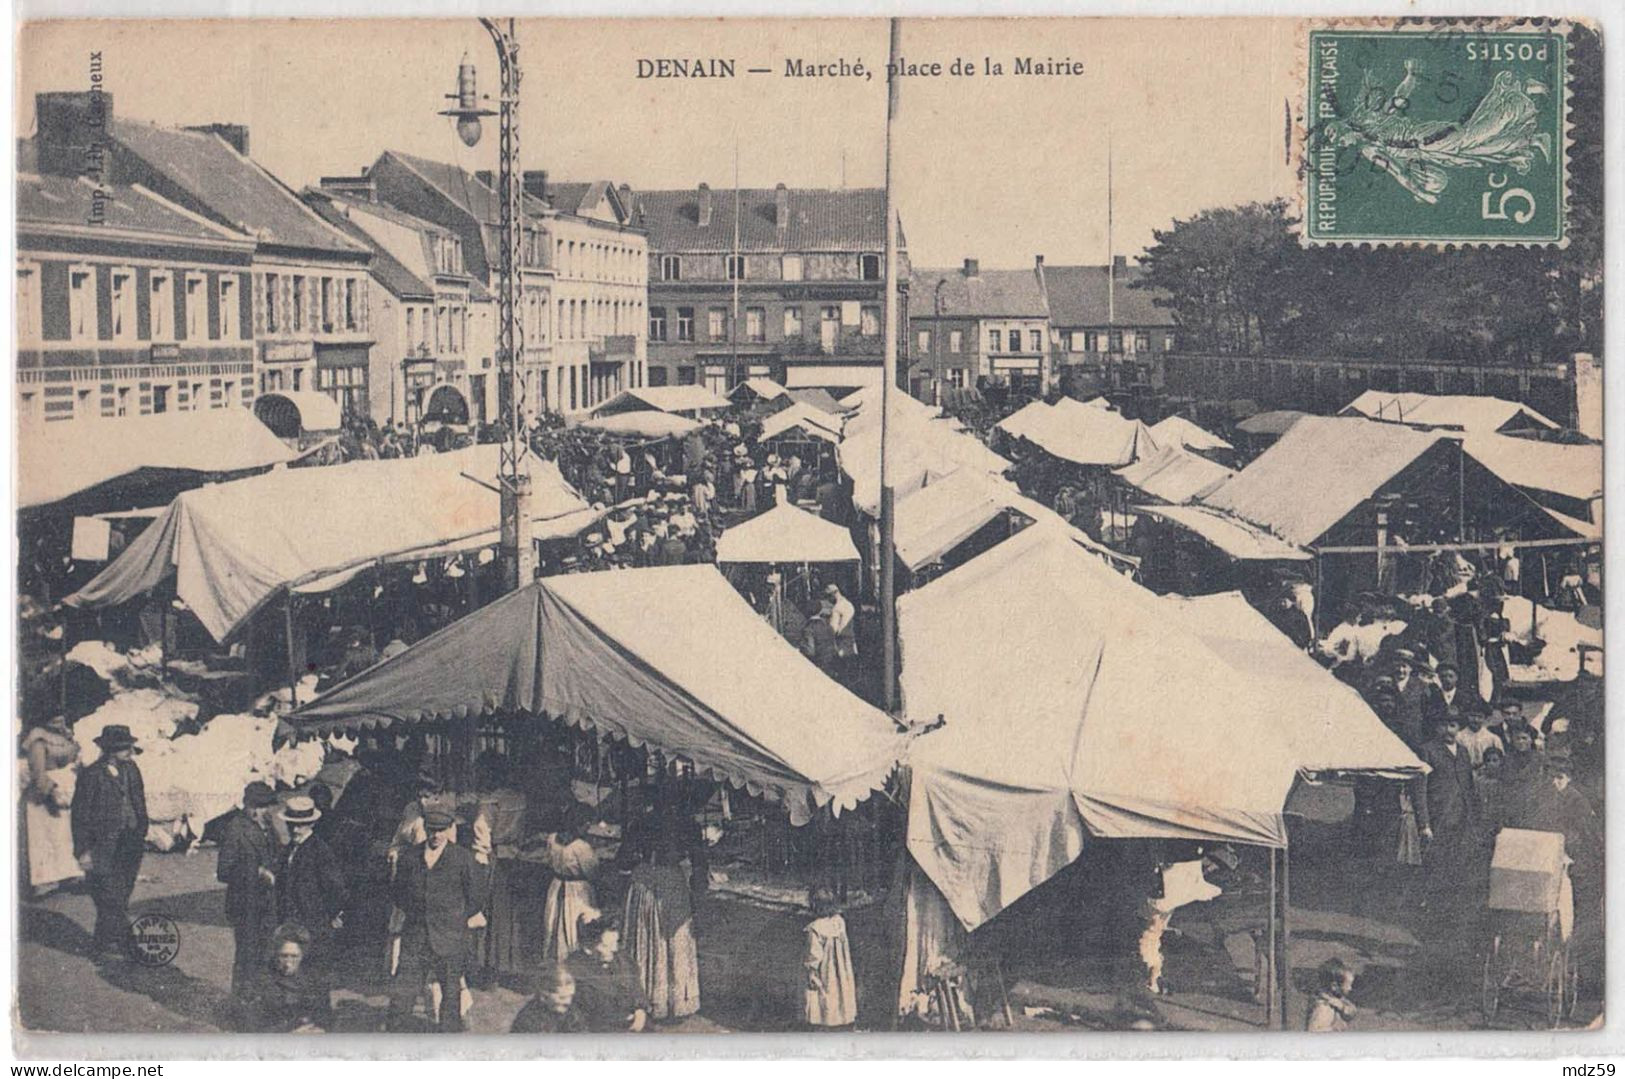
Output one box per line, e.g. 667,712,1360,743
635,184,905,394
304,187,489,426
16,171,258,424
1041,256,1177,394
909,259,1049,401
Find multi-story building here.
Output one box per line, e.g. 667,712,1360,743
29,94,378,411
909,259,1049,400
322,151,551,417
16,170,258,424
524,174,648,413
1041,256,1178,393
303,187,489,426
634,184,905,394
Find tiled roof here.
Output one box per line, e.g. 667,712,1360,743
910,266,1047,318
385,150,549,224
110,119,367,255
634,187,890,253
1042,264,1175,328
17,172,250,245
302,191,434,300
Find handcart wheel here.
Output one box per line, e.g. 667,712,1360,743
1564,945,1582,1022
1546,946,1566,1028
1481,935,1501,1021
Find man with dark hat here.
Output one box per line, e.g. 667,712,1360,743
1413,711,1480,928
218,781,282,995
389,807,487,1032
70,724,149,957
1387,651,1430,752
277,795,349,982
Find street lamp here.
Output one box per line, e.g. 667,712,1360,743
441,19,535,593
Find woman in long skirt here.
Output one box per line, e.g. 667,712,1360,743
803,887,857,1028
622,850,700,1020
20,715,82,896
539,818,600,961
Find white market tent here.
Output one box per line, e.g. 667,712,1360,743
19,410,296,511
1340,390,1559,434
1135,503,1312,562
590,385,729,418
65,445,597,642
839,399,1010,516
715,501,860,565
1149,414,1234,454
1462,431,1603,526
994,399,1160,468
254,390,343,437
757,401,843,444
729,377,790,404
578,410,702,439
1113,446,1234,505
289,565,905,825
899,524,1421,931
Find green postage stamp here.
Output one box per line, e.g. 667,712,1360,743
1303,21,1569,246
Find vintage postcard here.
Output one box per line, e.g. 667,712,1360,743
11,12,1605,1052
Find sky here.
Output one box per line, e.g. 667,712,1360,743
18,17,1300,269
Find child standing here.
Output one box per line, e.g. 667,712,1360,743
1305,958,1357,1032
803,886,857,1029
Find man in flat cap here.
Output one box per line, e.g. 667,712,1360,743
70,724,148,958
219,781,282,995
388,807,487,1032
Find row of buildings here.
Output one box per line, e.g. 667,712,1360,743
18,88,1172,434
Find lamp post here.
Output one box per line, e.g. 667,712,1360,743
442,18,536,593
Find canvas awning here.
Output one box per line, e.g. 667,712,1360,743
64,445,596,642
1341,390,1559,433
591,385,729,417
757,402,842,443
1236,410,1308,436
893,469,1013,572
784,365,881,391
1148,414,1233,454
578,410,702,440
18,410,296,511
289,565,905,824
900,524,1421,931
840,406,1010,517
994,399,1159,467
729,377,790,403
1461,432,1603,505
1113,446,1234,505
716,501,860,564
254,391,343,437
1136,503,1311,561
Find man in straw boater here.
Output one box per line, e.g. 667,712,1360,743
388,807,487,1032
70,723,149,959
277,794,350,993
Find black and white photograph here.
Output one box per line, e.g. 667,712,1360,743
9,11,1608,1052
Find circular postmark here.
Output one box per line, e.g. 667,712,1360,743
128,913,181,967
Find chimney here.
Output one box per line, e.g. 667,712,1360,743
185,123,249,157
475,169,495,191
775,183,789,239
962,258,980,277
1034,254,1044,267
1112,254,1128,271
522,169,549,203
697,182,713,228
34,91,113,179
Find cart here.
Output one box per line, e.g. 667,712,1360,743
1480,828,1578,1027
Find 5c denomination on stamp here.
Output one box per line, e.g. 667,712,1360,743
1302,21,1570,246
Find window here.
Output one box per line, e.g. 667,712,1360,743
708,307,728,341
406,308,416,350
1164,332,1177,352
949,330,962,353
648,365,670,387
149,272,172,340
988,329,1002,353
917,330,930,354
110,269,135,341
1109,330,1124,352
436,306,447,352
783,307,803,338
647,306,667,342
860,254,881,281
320,277,334,332
218,276,238,340
185,275,206,340
292,367,304,392
860,306,880,337
76,388,94,419
1029,330,1043,353
676,307,694,342
292,275,308,331
263,274,280,333
151,385,170,414
947,368,966,388
676,366,697,386
1134,331,1151,352
1069,331,1085,353
745,307,765,343
726,255,745,281
115,386,130,416
660,255,681,282
16,265,40,342
781,255,803,281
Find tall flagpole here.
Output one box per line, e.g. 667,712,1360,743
879,17,901,714
732,140,741,384
1106,129,1115,326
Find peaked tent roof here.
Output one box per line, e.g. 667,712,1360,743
785,387,847,415
900,524,1420,930
1201,416,1448,547
592,386,729,417
1149,414,1233,454
716,500,860,564
1235,410,1309,436
578,410,701,439
1341,390,1559,433
64,446,595,641
1461,432,1603,505
729,377,790,403
995,399,1160,467
757,402,842,443
1135,503,1311,562
840,404,1010,517
1113,446,1234,505
892,468,1014,572
19,410,295,511
289,565,904,824
255,390,343,434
